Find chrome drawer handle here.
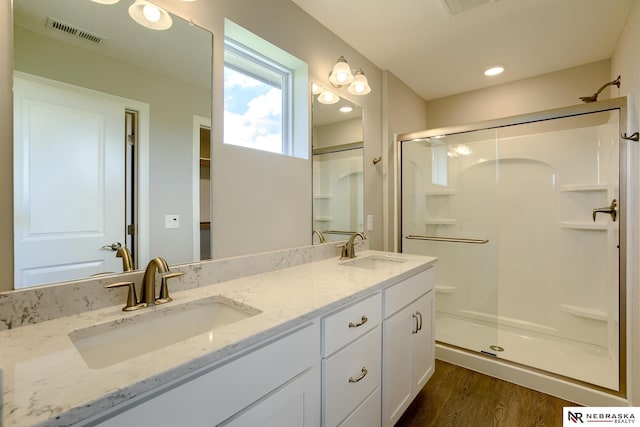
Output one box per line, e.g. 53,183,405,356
416,311,423,331
348,367,368,383
348,315,368,328
412,313,418,334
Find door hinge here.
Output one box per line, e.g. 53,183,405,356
127,224,136,235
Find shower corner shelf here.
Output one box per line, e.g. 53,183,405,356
313,194,334,199
425,189,457,196
426,219,456,225
313,216,334,222
560,221,608,231
560,304,608,322
559,184,608,192
435,284,456,294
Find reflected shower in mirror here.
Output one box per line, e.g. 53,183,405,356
12,0,212,288
311,83,364,243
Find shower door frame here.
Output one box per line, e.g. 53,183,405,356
396,97,628,397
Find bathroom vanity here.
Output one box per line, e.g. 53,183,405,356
0,248,436,426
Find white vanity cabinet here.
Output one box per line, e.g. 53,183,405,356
89,323,320,427
321,293,382,427
382,268,435,427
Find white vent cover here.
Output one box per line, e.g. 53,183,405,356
45,17,104,45
441,0,497,17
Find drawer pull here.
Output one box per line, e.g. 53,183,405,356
416,311,423,331
348,367,368,383
348,315,368,328
412,313,419,334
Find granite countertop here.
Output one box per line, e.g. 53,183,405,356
0,250,436,427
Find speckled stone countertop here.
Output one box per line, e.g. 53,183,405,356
0,250,436,427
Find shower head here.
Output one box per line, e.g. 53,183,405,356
579,75,621,103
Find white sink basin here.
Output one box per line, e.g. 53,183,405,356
69,296,260,369
341,255,409,270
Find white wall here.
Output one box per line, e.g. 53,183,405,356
611,0,640,406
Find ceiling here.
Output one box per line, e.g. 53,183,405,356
291,0,635,101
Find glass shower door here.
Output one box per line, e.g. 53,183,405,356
400,107,622,391
401,129,501,356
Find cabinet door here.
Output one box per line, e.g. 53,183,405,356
221,369,320,427
382,303,414,427
411,291,434,393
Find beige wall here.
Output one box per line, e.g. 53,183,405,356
313,117,363,149
382,70,429,251
425,60,612,129
612,0,640,406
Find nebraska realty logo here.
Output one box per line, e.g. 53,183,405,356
564,407,639,425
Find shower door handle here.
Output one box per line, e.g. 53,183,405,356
592,199,617,222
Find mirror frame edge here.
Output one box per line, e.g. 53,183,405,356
1,1,14,293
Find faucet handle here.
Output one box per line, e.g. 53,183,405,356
156,271,184,304
104,281,146,311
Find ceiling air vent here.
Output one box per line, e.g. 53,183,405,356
45,17,104,45
441,0,497,17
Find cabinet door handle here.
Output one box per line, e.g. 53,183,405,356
348,367,368,383
348,315,368,328
416,311,423,331
412,313,419,334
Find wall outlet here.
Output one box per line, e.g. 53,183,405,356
165,214,180,229
367,214,374,231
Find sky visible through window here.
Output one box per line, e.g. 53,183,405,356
224,66,283,154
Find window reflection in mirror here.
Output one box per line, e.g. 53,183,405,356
311,86,364,243
12,0,212,288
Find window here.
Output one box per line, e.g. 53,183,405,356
224,19,308,159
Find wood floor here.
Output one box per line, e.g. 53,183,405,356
395,360,578,427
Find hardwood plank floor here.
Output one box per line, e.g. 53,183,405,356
395,360,578,427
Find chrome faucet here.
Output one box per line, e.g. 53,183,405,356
340,232,366,259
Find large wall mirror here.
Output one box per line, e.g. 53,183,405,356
311,84,364,243
12,0,212,288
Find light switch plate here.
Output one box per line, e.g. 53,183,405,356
165,215,180,229
367,214,374,231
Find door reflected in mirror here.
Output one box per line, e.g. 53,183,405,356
311,84,364,243
12,0,212,288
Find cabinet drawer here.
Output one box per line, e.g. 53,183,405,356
323,293,381,356
323,326,381,427
384,268,434,318
339,386,381,427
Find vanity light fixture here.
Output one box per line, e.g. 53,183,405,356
347,69,371,95
128,0,173,30
90,0,121,4
339,106,353,113
317,89,340,105
328,56,372,96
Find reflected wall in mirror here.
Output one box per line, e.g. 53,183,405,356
12,0,212,288
311,84,364,243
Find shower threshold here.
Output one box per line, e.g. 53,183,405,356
435,312,618,391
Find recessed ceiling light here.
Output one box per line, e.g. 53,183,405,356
484,66,504,77
339,106,353,113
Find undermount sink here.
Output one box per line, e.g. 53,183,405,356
69,296,260,369
341,255,409,270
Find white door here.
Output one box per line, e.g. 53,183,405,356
14,74,126,288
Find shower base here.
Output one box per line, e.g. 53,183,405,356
435,312,624,405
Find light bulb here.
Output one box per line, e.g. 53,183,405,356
143,4,161,22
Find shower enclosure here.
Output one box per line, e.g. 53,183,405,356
398,99,627,395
